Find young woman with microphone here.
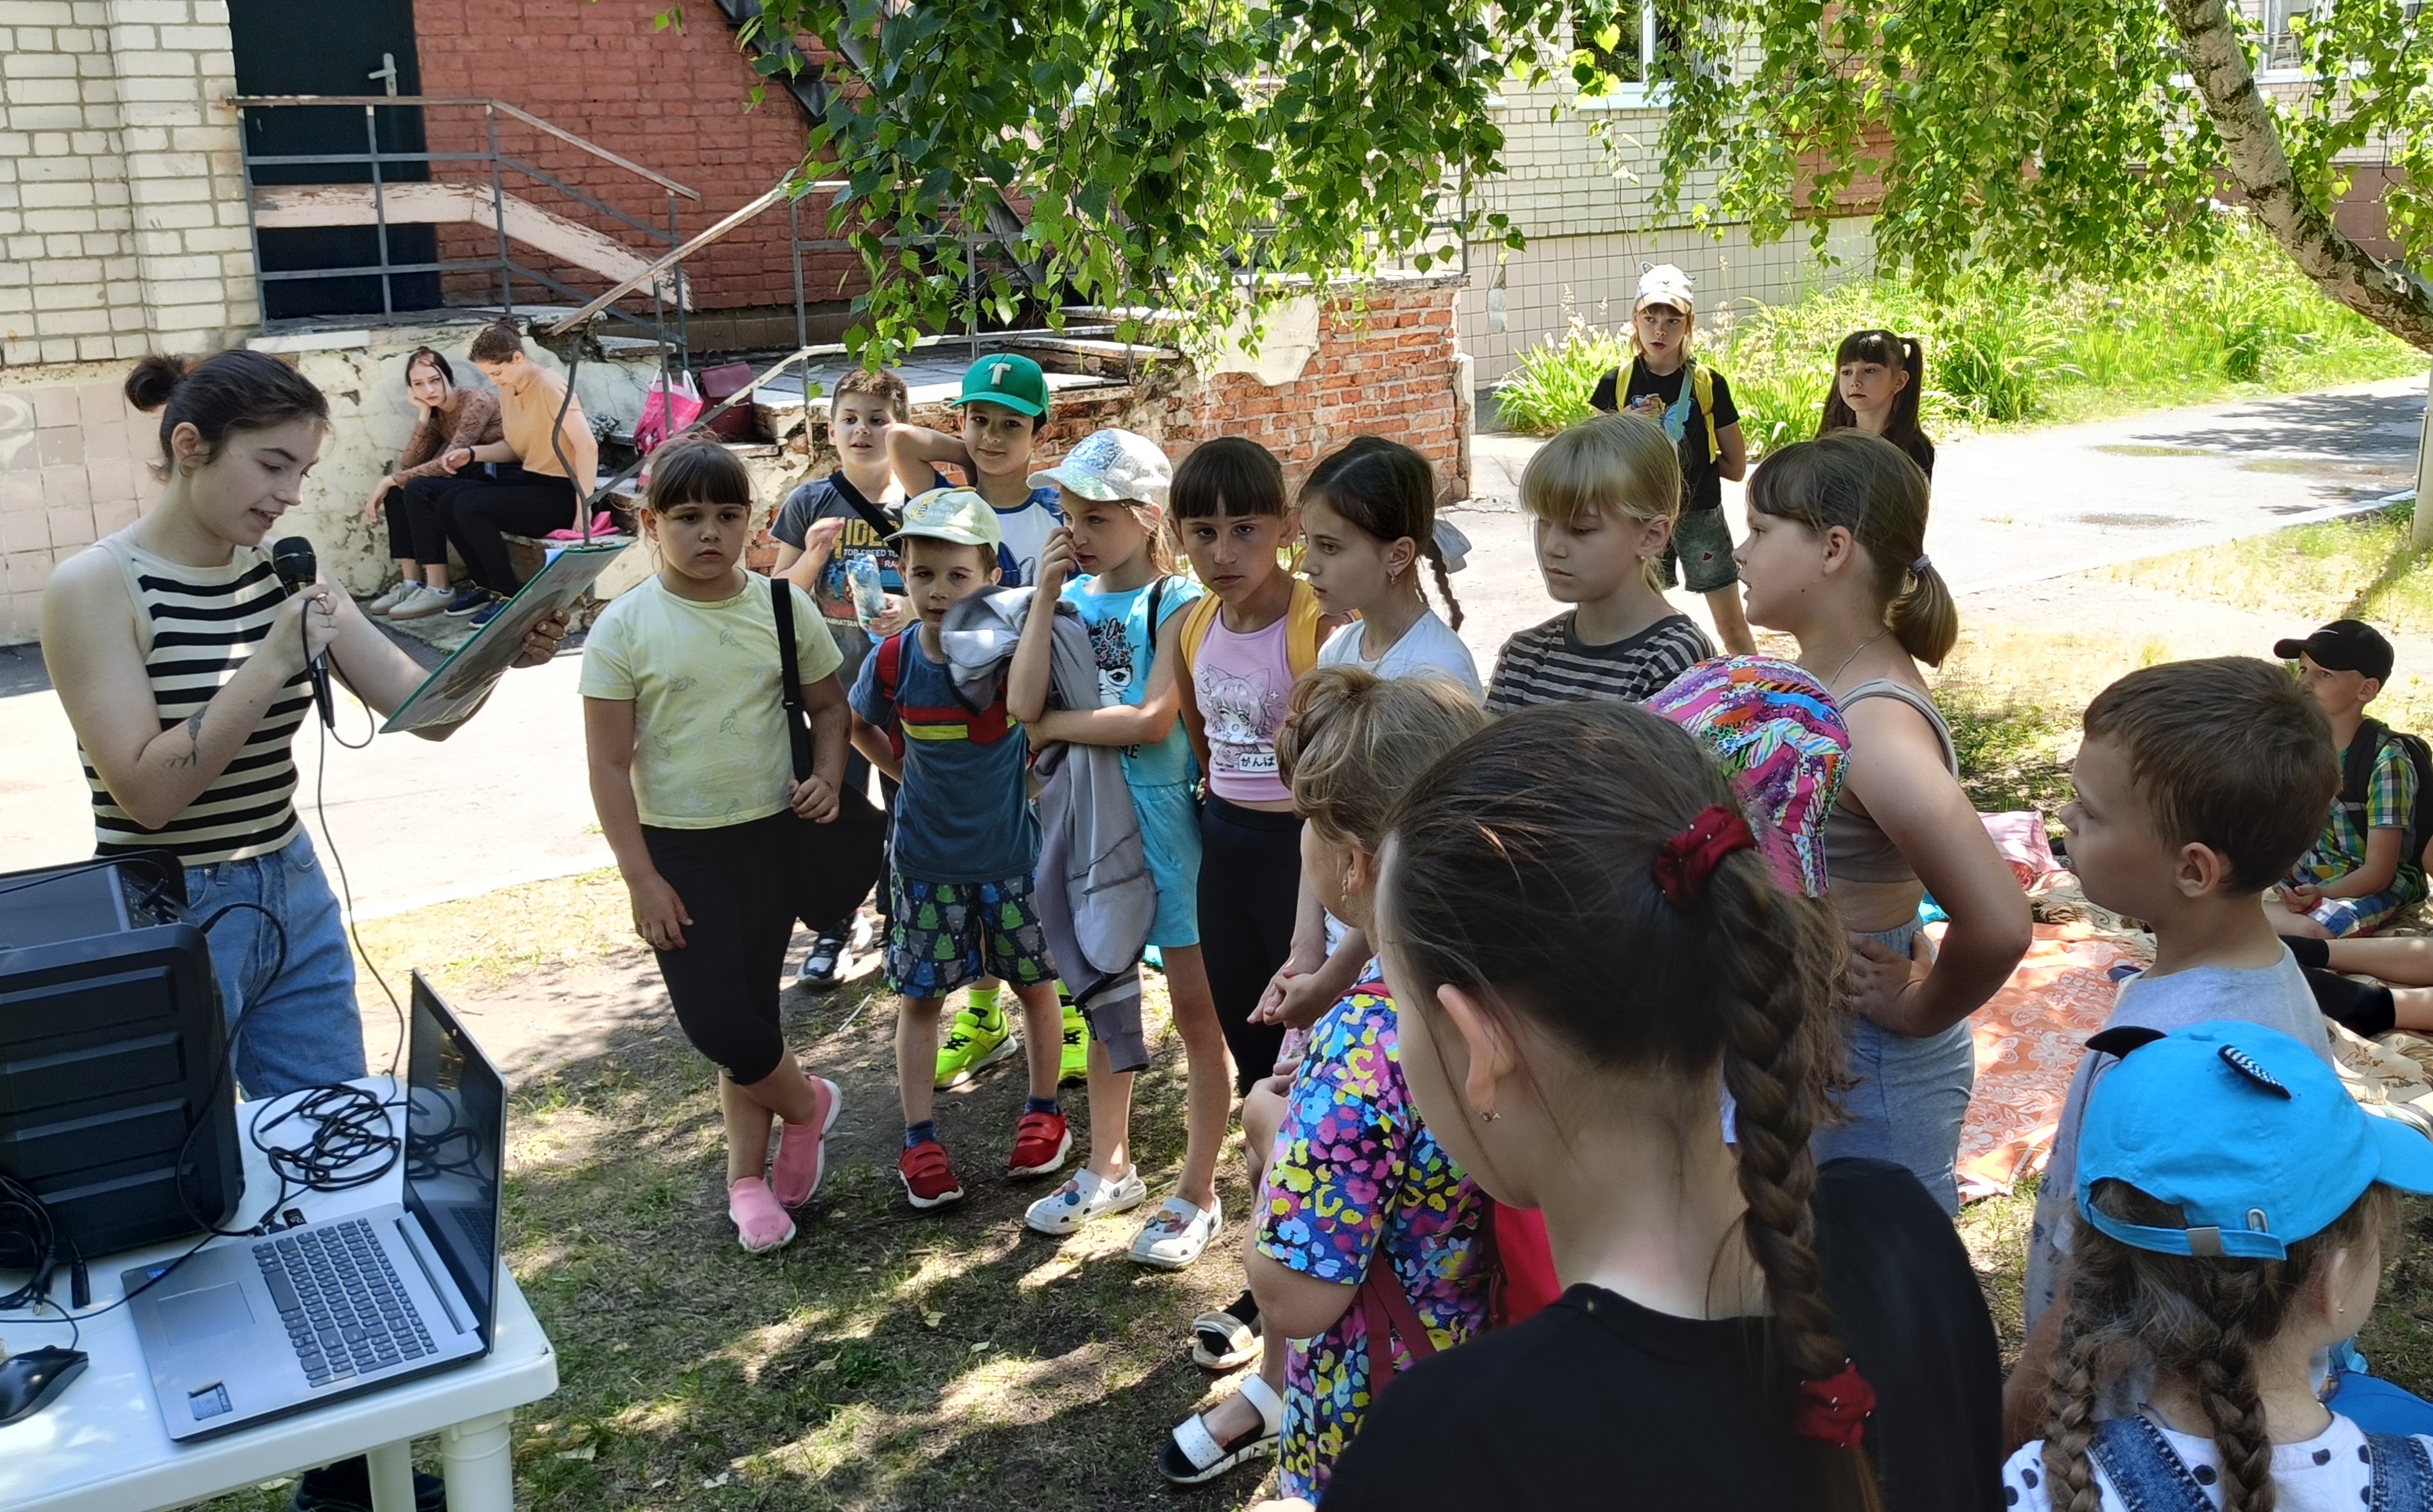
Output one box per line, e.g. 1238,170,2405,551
39,350,567,1101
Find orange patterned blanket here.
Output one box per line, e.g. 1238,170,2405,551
1955,922,2131,1204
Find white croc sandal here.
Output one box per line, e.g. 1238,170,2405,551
1159,1373,1282,1486
1129,1195,1222,1270
1024,1166,1148,1236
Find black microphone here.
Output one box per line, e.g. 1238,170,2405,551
270,536,334,729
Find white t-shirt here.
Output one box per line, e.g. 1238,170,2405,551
1317,610,1483,704
2005,1413,2433,1511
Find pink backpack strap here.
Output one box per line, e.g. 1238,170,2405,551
1359,1261,1439,1385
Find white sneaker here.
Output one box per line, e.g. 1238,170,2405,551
363,580,419,616
1129,1195,1222,1269
386,584,450,621
1024,1165,1146,1236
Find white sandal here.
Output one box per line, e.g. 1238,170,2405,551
1129,1195,1222,1270
1024,1166,1147,1236
1159,1373,1282,1485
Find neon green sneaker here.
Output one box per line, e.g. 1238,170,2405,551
1059,996,1090,1086
934,999,1015,1088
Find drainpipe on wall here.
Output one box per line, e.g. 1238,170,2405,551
2417,362,2433,549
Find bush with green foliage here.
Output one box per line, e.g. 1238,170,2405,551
1494,219,2422,441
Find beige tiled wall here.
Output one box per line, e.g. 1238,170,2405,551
0,0,259,366
0,374,152,638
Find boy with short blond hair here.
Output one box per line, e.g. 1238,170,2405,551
2267,619,2426,938
2004,655,2341,1444
848,488,1069,1211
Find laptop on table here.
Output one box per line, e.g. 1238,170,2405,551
127,973,506,1441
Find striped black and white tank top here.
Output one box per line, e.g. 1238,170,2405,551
85,534,310,868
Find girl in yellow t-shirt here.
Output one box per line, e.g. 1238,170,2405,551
580,439,853,1253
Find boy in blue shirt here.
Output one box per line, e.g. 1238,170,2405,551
849,488,1070,1210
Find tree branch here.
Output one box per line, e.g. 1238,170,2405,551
2162,0,2433,351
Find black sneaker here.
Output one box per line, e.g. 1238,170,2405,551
291,1456,446,1512
796,933,848,990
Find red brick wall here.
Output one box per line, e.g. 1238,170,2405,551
778,279,1472,504
1162,281,1469,499
410,0,859,312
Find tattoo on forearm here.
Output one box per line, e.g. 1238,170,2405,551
164,707,205,768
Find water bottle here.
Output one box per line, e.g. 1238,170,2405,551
846,555,889,634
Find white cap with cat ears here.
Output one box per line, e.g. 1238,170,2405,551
1634,263,1695,314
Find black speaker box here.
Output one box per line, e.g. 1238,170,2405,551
0,857,243,1258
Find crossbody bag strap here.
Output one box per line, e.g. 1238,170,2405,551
829,474,899,541
771,576,813,782
1357,1253,1439,1389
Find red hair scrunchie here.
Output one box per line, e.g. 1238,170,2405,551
1652,804,1757,908
1792,1360,1877,1448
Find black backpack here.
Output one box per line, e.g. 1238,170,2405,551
2340,716,2433,867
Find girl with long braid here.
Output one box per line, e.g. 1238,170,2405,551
1294,703,2006,1511
2010,1020,2433,1511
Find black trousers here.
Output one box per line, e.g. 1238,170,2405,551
440,466,579,592
377,484,419,563
398,472,469,568
1196,795,1299,1095
642,812,810,1085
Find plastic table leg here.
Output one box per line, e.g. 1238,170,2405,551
440,1409,517,1512
365,1441,416,1512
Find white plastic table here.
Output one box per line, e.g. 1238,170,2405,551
0,1078,557,1512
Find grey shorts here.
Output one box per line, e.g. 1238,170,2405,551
1810,916,1975,1216
1661,506,1740,595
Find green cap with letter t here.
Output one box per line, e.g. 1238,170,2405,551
946,353,1051,419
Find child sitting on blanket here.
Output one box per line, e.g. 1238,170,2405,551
2004,656,2344,1447
2267,619,2427,940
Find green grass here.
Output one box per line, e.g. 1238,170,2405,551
1494,217,2425,441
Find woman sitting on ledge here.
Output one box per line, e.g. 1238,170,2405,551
363,345,501,621
399,321,596,628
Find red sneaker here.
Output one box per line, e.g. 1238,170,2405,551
898,1139,966,1210
1007,1109,1071,1178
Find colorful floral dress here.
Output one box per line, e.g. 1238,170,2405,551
1255,964,1491,1500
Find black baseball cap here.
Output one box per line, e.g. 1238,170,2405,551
2274,619,2394,682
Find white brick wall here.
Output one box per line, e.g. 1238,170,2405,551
0,0,256,368
1460,35,1878,382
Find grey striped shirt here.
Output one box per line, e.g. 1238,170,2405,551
1485,611,1713,714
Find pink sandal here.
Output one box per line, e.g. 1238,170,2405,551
727,1176,796,1253
771,1075,842,1208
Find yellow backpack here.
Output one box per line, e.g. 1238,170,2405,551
1177,576,1327,677
1617,358,1721,464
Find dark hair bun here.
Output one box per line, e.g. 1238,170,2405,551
124,352,196,413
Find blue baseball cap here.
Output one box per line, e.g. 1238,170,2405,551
2077,1020,2433,1260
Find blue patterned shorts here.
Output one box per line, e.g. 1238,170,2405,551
885,872,1058,999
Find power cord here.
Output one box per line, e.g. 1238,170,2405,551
311,644,406,1076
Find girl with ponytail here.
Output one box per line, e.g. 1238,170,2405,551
1819,330,1936,479
1299,436,1479,699
1294,702,2004,1511
1737,431,2031,1215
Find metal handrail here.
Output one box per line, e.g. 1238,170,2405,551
544,175,851,336
226,95,700,201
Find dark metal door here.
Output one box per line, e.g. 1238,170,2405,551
229,0,439,319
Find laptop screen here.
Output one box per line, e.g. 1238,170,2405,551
402,973,503,1340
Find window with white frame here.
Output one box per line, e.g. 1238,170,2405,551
1577,2,1682,108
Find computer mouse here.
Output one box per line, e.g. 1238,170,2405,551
0,1346,87,1425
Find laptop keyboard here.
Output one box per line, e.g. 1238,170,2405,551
252,1218,436,1387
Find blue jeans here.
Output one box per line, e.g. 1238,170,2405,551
186,829,366,1098
1811,917,1975,1216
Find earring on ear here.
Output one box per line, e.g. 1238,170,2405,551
1477,1106,1501,1123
